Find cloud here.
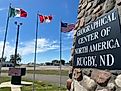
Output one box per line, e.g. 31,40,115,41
0,38,59,60
65,31,74,39
0,8,6,11
0,27,5,34
0,41,14,59
18,38,59,55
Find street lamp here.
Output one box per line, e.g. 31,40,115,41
14,21,22,67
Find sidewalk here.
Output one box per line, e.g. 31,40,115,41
0,81,32,91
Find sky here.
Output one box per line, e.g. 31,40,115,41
0,0,79,64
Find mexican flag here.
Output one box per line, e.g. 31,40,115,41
9,7,27,17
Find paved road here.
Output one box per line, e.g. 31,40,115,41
1,73,68,86
2,66,71,71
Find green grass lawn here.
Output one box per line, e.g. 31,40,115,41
0,77,10,83
0,77,67,91
0,88,10,91
22,81,66,91
0,77,11,91
26,70,68,76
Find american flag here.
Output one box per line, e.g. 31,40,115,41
61,22,75,33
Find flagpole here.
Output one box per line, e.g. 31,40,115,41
32,12,39,91
59,21,62,91
0,3,11,77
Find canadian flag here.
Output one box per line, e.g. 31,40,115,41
39,15,52,23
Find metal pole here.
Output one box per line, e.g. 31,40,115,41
14,22,22,67
0,3,11,77
32,13,39,91
59,22,62,91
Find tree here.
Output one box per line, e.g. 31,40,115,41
52,60,59,66
10,53,21,66
52,60,59,64
60,60,65,65
0,57,7,62
51,59,65,66
45,62,52,65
